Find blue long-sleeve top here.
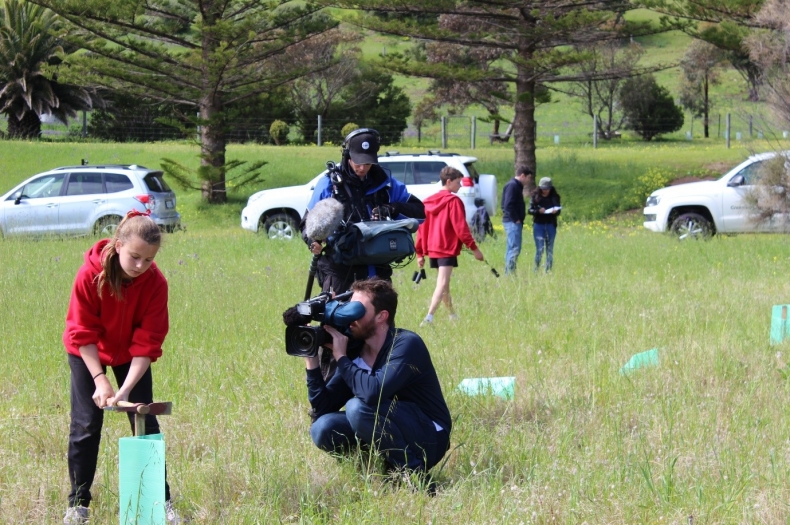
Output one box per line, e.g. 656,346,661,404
501,177,526,223
306,328,452,433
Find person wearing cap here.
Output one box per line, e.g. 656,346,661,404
500,166,532,274
302,128,425,379
528,176,561,273
303,128,425,295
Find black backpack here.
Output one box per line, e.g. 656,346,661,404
471,206,495,243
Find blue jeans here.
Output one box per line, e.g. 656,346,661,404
310,397,449,472
502,221,523,274
533,223,556,272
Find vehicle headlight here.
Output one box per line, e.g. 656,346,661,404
645,195,660,207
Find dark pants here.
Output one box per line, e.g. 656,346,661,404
67,353,171,507
310,397,450,472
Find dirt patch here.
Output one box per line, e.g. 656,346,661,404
669,175,717,186
702,161,733,174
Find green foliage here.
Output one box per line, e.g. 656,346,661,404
296,66,411,145
620,74,684,141
341,122,360,138
269,120,290,146
160,157,267,194
0,0,94,138
626,167,675,209
29,0,336,201
88,91,186,142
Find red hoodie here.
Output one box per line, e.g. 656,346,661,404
63,239,168,366
415,190,478,259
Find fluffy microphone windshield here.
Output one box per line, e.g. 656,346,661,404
305,198,345,241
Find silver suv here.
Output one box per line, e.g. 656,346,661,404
0,164,181,237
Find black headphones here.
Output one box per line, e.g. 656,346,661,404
341,128,380,153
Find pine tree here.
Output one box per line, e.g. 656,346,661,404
28,0,336,203
321,0,646,177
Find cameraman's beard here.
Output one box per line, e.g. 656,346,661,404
349,318,376,341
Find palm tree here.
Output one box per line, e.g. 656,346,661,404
0,0,94,139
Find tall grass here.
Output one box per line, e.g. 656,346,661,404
2,218,790,523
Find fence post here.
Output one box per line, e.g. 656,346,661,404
441,116,447,149
471,116,476,149
82,110,87,138
317,115,322,146
593,115,598,149
717,114,721,138
726,113,731,149
749,115,753,138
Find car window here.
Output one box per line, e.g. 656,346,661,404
413,161,446,184
12,173,66,200
66,173,103,196
382,162,411,184
735,161,764,185
464,162,480,180
144,172,172,193
105,173,134,193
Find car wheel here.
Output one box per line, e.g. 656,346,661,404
670,213,713,240
263,213,298,240
94,215,122,237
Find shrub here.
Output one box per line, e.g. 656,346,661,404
626,167,674,209
269,120,290,145
341,123,360,139
620,75,684,141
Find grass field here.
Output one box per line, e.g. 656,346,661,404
2,140,790,523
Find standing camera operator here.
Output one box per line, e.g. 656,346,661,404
304,278,451,478
301,128,425,295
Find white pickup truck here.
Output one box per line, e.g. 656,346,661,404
643,152,788,239
241,152,499,240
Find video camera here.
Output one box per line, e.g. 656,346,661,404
282,291,366,358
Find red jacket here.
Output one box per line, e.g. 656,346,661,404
63,239,169,366
415,190,477,259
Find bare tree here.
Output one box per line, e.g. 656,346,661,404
747,0,790,128
678,40,724,138
561,41,645,139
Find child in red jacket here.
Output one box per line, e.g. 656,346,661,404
62,211,179,525
415,167,484,326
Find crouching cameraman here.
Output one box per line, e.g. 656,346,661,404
303,278,451,474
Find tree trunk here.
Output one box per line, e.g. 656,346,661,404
7,111,42,139
703,76,710,138
199,96,227,204
513,60,537,192
199,5,227,204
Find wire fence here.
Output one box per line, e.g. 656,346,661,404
11,111,790,149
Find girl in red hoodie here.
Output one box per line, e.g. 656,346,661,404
62,211,178,525
415,167,484,326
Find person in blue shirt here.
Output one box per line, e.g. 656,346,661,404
302,128,424,295
500,166,532,274
304,278,451,476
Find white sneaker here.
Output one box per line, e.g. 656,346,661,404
166,500,182,524
449,313,459,321
63,506,89,525
419,316,433,327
